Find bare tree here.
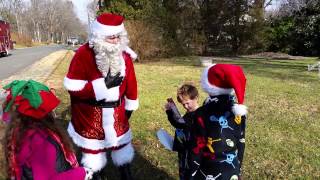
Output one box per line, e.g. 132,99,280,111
0,0,24,34
87,0,99,27
7,0,24,34
21,0,86,43
57,1,87,43
271,0,318,16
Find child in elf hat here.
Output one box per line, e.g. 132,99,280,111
1,80,93,180
188,64,247,180
164,83,200,180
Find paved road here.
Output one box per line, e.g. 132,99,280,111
0,45,64,80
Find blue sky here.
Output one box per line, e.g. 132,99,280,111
266,0,282,11
23,0,93,24
71,0,93,24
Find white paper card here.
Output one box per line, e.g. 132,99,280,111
156,128,174,151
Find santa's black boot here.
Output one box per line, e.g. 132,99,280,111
92,171,104,180
118,163,133,180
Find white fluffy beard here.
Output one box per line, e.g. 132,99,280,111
94,41,122,77
89,31,129,77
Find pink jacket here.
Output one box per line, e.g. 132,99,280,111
16,129,86,180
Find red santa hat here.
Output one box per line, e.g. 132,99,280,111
90,13,125,37
201,64,247,116
90,13,138,60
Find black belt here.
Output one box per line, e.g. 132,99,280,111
81,99,121,108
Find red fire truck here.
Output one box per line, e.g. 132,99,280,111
0,20,13,56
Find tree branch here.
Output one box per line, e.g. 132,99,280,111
264,0,273,8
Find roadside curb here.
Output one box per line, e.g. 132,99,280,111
0,50,70,87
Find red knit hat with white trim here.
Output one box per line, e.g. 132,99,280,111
90,13,125,37
201,64,247,116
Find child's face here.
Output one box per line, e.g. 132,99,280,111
179,96,199,112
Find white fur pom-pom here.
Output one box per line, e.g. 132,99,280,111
232,104,248,116
81,152,107,172
125,46,138,60
0,89,9,103
111,143,134,166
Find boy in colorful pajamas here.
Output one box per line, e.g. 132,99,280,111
189,64,247,180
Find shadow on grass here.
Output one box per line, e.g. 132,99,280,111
139,56,201,67
98,151,175,180
143,56,319,83
58,109,175,180
72,137,175,180
227,59,319,83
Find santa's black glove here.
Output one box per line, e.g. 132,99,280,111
104,72,124,89
125,110,133,120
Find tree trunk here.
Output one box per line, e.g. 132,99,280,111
15,14,22,35
232,0,241,54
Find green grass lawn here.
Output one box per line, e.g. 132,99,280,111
53,54,320,179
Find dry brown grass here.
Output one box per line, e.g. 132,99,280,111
126,20,167,61
1,55,319,179
11,32,33,47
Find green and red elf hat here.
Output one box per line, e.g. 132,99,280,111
3,80,60,119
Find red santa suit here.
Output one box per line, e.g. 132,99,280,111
64,43,138,171
64,14,139,174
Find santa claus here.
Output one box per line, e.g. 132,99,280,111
64,13,138,180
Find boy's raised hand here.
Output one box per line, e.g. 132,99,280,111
164,102,174,111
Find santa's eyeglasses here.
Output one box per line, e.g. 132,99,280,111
106,35,120,40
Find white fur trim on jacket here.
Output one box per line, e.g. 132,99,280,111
103,108,118,145
111,143,134,166
64,77,88,91
67,122,132,150
105,86,120,101
91,20,125,37
125,46,138,60
0,89,9,102
125,97,139,111
81,152,107,172
201,65,234,96
92,78,120,101
232,104,248,116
